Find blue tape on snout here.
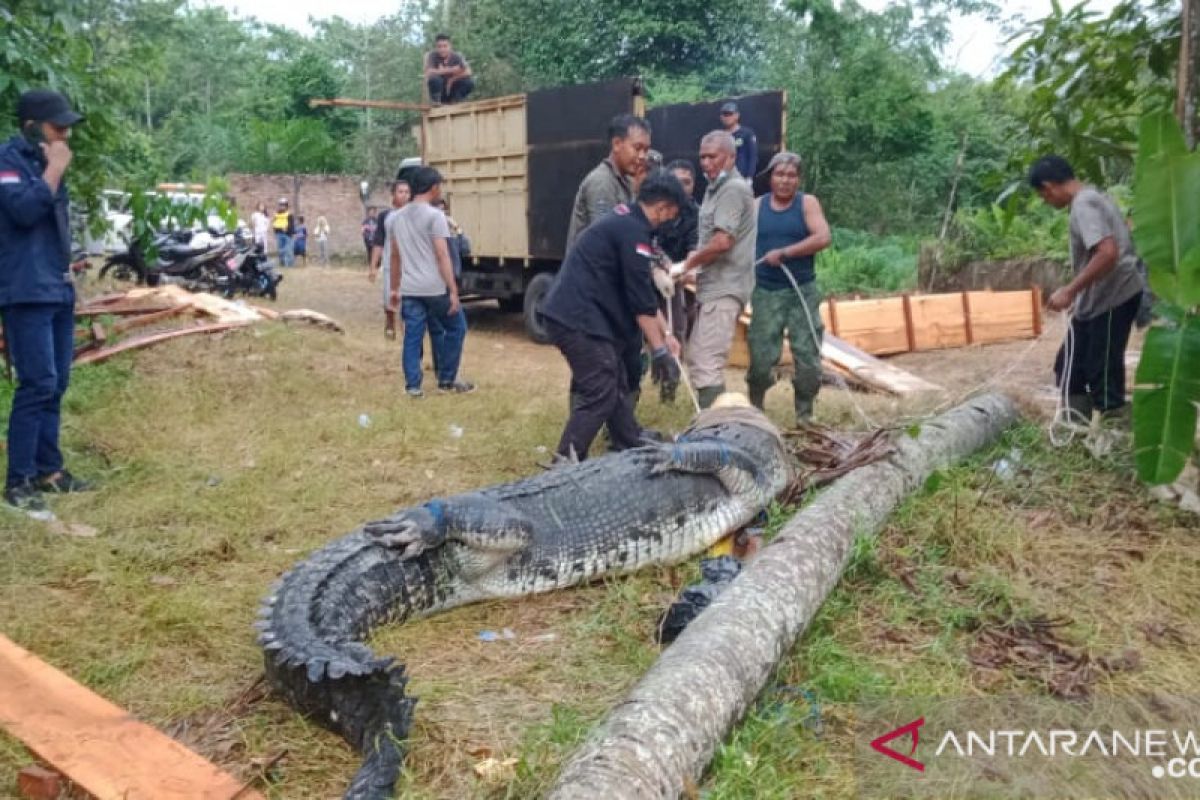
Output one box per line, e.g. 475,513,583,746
424,499,445,527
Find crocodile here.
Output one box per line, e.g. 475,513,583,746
257,399,793,799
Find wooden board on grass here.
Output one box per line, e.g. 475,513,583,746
823,297,909,355
822,334,943,396
728,317,941,396
0,634,261,800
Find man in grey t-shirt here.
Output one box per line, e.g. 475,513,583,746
388,167,475,397
1030,155,1145,420
678,130,757,409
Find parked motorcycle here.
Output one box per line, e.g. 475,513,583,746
219,245,282,301
100,228,231,291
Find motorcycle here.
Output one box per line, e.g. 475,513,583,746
100,228,232,291
219,245,282,301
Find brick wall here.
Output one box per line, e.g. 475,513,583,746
228,173,395,259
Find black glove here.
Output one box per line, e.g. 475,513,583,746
650,346,680,386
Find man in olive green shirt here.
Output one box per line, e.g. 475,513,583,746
679,130,757,408
565,114,651,250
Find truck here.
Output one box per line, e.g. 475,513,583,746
418,77,786,342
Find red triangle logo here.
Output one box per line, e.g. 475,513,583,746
870,717,925,772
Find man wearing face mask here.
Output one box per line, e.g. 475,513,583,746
565,114,652,251
0,90,92,518
540,173,686,460
678,130,757,409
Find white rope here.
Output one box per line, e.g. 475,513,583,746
662,298,701,414
759,257,1093,449
758,256,881,431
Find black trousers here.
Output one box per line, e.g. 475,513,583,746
549,320,643,459
427,75,475,103
1054,290,1141,412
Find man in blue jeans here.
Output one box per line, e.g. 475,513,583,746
387,167,475,397
0,89,94,518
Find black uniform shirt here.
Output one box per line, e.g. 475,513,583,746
541,203,660,343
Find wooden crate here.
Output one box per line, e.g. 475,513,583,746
730,287,1041,366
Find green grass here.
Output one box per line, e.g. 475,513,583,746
0,270,1194,799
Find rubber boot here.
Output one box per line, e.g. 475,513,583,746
1066,393,1094,425
697,384,725,410
793,374,820,424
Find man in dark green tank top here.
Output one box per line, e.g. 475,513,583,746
746,152,832,422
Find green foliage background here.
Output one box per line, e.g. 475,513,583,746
0,0,1190,253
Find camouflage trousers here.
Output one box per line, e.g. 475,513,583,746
746,282,824,421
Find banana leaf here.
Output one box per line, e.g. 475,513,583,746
1133,312,1200,484
1131,112,1200,485
1132,112,1200,308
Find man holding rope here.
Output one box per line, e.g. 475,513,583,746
746,152,832,423
677,130,756,409
1029,155,1144,423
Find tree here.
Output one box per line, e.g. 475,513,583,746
550,395,1020,799
462,0,771,91
1,0,127,217
239,118,343,174
1001,0,1180,183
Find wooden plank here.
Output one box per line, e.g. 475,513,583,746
962,291,974,344
112,304,193,335
75,304,177,318
1031,285,1043,336
820,297,909,355
967,290,1037,345
75,322,250,366
901,294,916,353
826,296,839,337
821,334,943,396
0,634,261,800
908,293,968,350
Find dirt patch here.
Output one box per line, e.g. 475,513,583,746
968,616,1142,699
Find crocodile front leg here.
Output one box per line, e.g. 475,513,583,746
648,439,764,497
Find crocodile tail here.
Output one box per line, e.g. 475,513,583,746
257,530,451,797
263,654,415,800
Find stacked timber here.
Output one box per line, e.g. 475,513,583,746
66,287,343,365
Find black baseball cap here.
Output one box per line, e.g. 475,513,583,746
719,101,739,115
17,90,84,127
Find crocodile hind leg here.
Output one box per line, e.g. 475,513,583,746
365,496,534,577
648,439,764,496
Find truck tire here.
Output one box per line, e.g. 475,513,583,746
523,272,555,344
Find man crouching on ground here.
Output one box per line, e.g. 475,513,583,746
540,173,686,460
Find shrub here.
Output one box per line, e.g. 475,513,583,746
816,228,918,296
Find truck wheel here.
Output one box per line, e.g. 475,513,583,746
522,272,555,344
497,295,524,313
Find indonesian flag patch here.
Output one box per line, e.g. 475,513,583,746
0,171,20,185
635,243,654,259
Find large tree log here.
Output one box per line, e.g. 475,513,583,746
549,392,1019,799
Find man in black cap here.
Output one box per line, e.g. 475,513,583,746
719,101,757,183
0,89,92,518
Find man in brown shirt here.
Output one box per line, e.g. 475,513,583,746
678,130,757,408
565,114,651,250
